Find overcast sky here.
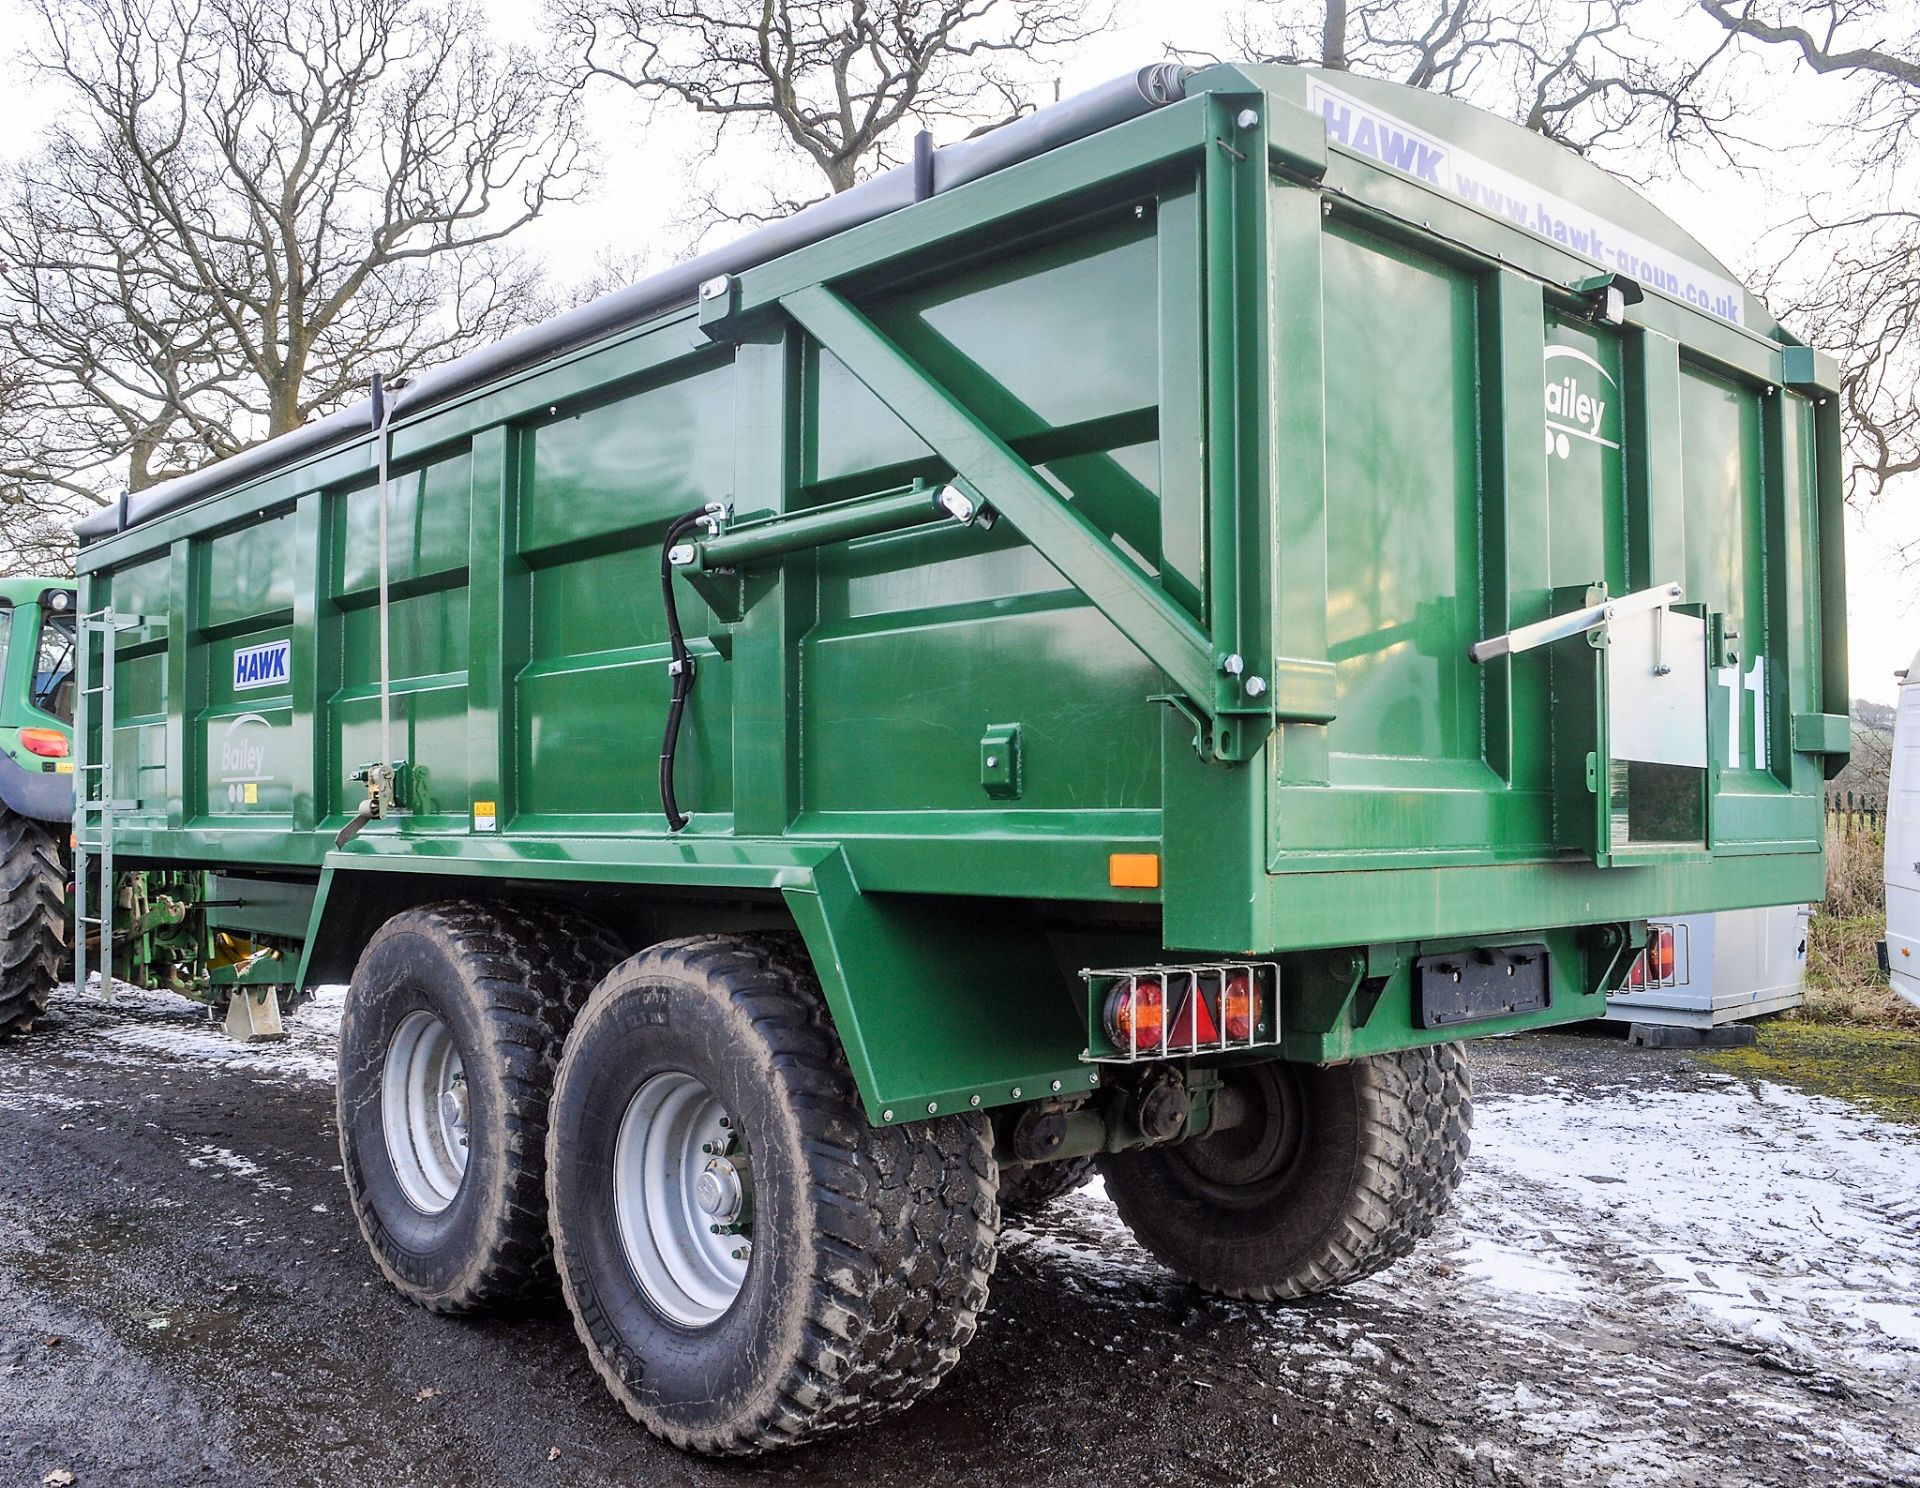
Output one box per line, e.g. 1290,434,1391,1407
2,0,1915,698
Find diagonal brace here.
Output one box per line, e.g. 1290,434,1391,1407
781,284,1217,706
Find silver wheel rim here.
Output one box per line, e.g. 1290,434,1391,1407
613,1071,750,1327
382,1010,469,1213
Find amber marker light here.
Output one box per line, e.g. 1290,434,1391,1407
1108,852,1159,889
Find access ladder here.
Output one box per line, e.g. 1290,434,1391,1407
72,607,132,998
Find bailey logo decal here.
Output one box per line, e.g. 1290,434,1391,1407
1543,345,1619,461
218,711,274,807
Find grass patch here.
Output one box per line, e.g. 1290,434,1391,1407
1800,912,1920,1030
1787,812,1918,1031
1706,1019,1920,1126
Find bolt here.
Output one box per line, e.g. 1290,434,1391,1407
985,755,998,768
732,1247,750,1260
1244,675,1268,698
969,1094,981,1106
1221,653,1244,676
1010,1086,1022,1099
882,1108,895,1122
1236,108,1259,129
1089,1072,1100,1086
1050,1079,1062,1093
699,274,730,300
927,1102,939,1114
718,1116,730,1128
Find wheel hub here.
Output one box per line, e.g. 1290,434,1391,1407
381,1010,469,1214
613,1071,753,1327
695,1158,743,1223
1177,1063,1306,1193
439,1079,469,1142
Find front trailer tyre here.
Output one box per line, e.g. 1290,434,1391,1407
546,934,1000,1455
0,809,66,1038
336,899,624,1314
1098,1044,1473,1300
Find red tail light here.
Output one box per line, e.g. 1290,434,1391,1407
1222,971,1260,1041
19,728,68,758
1103,977,1165,1053
1650,925,1676,983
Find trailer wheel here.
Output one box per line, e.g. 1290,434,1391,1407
0,809,66,1038
1098,1045,1472,1300
998,1155,1096,1218
547,934,999,1455
337,900,624,1314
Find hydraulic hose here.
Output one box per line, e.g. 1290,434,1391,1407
658,508,711,832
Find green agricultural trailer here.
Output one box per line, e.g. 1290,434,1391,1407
44,60,1846,1453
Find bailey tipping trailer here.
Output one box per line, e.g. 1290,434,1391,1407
43,60,1846,1453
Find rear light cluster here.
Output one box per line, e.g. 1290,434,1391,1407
1084,962,1281,1062
18,727,67,759
1622,922,1688,991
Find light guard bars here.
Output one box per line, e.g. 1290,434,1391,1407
1080,962,1282,1064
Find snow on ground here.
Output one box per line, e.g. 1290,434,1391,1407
1011,1072,1920,1381
1465,1072,1920,1372
20,981,1920,1483
1004,1068,1920,1484
41,979,344,1084
38,980,1920,1390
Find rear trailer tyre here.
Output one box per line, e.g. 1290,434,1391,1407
547,934,999,1455
0,810,65,1038
998,1154,1096,1218
1098,1044,1472,1301
337,900,624,1314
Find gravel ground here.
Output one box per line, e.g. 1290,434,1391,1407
1,985,1916,1488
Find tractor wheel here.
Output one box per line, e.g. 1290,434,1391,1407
0,809,66,1038
1098,1045,1472,1300
336,899,624,1314
998,1154,1096,1218
546,934,999,1455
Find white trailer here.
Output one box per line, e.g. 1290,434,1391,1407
1605,904,1810,1038
1882,651,1920,1011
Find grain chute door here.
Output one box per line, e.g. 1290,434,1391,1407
1542,319,1709,862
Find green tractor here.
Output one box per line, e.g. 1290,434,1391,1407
0,579,76,1035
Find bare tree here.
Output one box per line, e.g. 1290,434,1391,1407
1700,0,1918,504
0,0,588,543
1230,0,1746,170
0,359,85,575
550,0,1107,226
